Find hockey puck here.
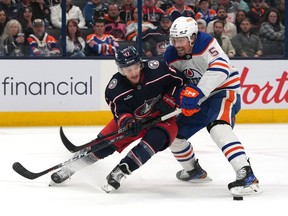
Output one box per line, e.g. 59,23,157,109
233,196,243,201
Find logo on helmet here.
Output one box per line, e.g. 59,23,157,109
123,51,131,57
180,30,188,35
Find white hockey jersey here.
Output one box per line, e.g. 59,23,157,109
164,31,240,100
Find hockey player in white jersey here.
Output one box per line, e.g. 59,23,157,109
165,16,262,196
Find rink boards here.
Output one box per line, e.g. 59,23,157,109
1,59,287,126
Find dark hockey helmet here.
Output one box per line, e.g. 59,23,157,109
115,46,141,71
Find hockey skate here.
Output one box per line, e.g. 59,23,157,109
49,148,98,186
102,163,131,193
176,159,212,182
228,166,263,196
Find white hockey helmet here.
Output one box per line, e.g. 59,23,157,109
170,17,198,45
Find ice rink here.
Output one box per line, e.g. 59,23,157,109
1,124,288,215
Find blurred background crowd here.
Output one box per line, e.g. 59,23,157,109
0,0,285,58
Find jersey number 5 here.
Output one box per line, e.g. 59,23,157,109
209,47,219,57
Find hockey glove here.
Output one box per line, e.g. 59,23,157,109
119,115,143,137
126,120,143,137
154,93,177,116
177,85,204,116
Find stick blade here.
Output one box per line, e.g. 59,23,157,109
12,162,41,180
59,126,78,152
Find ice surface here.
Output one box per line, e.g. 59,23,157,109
1,124,288,215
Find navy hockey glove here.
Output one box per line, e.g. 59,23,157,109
119,116,143,137
154,93,177,116
177,85,204,116
126,120,143,137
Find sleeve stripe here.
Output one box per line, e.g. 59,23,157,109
207,67,229,76
209,62,230,70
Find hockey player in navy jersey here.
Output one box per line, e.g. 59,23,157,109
164,16,262,196
50,46,209,192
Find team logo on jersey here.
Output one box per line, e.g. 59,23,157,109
148,60,160,69
183,68,202,85
134,94,161,119
108,78,117,89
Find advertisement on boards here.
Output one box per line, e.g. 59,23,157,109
0,59,287,112
232,60,287,109
0,60,104,111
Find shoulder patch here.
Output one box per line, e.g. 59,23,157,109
108,78,118,89
148,60,160,69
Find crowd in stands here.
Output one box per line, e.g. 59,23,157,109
0,0,285,58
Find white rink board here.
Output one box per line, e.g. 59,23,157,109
0,59,115,111
0,59,287,113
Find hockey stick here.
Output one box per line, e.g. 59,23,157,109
12,133,127,180
60,108,182,153
60,124,129,153
12,109,181,180
61,94,163,153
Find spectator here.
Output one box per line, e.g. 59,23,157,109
231,18,263,57
27,18,60,56
83,0,108,28
210,20,235,58
104,3,126,41
207,6,237,39
165,0,195,22
247,0,268,34
259,8,285,57
22,0,31,7
142,14,172,57
185,0,198,10
86,18,119,56
119,0,135,23
30,0,51,28
50,0,60,6
142,0,165,26
0,19,25,56
234,0,250,13
0,0,23,20
197,18,207,32
18,6,35,40
156,0,173,11
195,0,216,25
125,7,155,41
0,9,10,36
60,19,85,57
50,0,86,29
235,9,247,33
211,0,241,23
266,0,279,8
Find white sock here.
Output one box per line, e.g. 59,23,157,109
170,138,196,171
210,124,249,172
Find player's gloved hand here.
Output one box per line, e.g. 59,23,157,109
119,115,143,137
126,120,143,137
176,85,204,116
154,93,177,116
181,108,201,116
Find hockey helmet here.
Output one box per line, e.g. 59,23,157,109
115,46,141,71
170,17,198,45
